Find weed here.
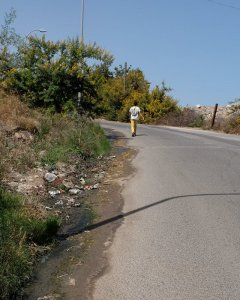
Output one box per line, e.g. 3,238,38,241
27,216,60,244
37,115,53,138
0,133,7,180
0,187,60,299
222,113,240,134
157,108,206,127
41,144,72,167
39,118,111,166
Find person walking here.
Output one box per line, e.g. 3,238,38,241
129,101,144,137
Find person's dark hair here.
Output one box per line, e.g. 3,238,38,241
133,100,138,106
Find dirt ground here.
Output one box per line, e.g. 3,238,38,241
25,132,136,300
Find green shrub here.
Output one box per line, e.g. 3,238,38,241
74,121,111,158
40,117,111,166
38,115,53,138
41,144,72,166
0,187,60,299
28,216,60,244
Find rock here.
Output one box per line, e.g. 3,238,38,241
84,185,93,191
67,198,75,206
44,172,57,183
107,155,116,160
93,183,100,189
94,173,104,180
37,294,61,300
48,190,61,197
55,200,64,206
68,277,76,286
62,180,74,189
69,188,81,195
74,184,83,190
14,131,34,141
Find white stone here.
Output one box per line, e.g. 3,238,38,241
69,188,81,195
44,172,57,183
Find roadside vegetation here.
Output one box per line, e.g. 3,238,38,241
0,187,60,299
0,90,111,299
2,8,239,132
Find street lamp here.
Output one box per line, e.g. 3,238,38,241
26,29,47,38
80,0,85,44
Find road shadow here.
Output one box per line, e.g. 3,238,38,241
104,128,132,141
58,192,240,239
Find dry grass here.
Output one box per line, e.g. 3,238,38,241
0,91,40,132
0,90,111,178
0,91,40,177
156,108,205,128
0,132,7,180
222,114,240,134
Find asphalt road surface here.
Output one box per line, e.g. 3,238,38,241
93,121,240,300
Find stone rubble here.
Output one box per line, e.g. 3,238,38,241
189,105,237,120
4,153,116,227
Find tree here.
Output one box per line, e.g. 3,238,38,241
146,83,178,120
4,37,114,113
0,8,23,49
98,67,150,121
0,8,23,83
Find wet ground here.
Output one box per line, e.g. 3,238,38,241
24,130,135,300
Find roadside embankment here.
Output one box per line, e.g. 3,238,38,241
0,92,113,299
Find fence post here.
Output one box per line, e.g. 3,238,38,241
211,103,218,128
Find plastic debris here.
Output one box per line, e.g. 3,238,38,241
44,172,57,183
55,200,64,206
79,177,86,185
45,206,53,211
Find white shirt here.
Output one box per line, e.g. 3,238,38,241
129,106,141,120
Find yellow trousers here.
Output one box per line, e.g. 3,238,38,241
131,119,137,134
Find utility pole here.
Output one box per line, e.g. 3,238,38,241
124,62,127,93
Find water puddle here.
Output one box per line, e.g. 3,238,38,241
25,203,95,299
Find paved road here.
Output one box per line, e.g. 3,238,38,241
93,121,240,300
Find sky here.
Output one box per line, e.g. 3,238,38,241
1,0,240,107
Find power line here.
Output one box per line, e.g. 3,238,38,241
208,0,240,10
